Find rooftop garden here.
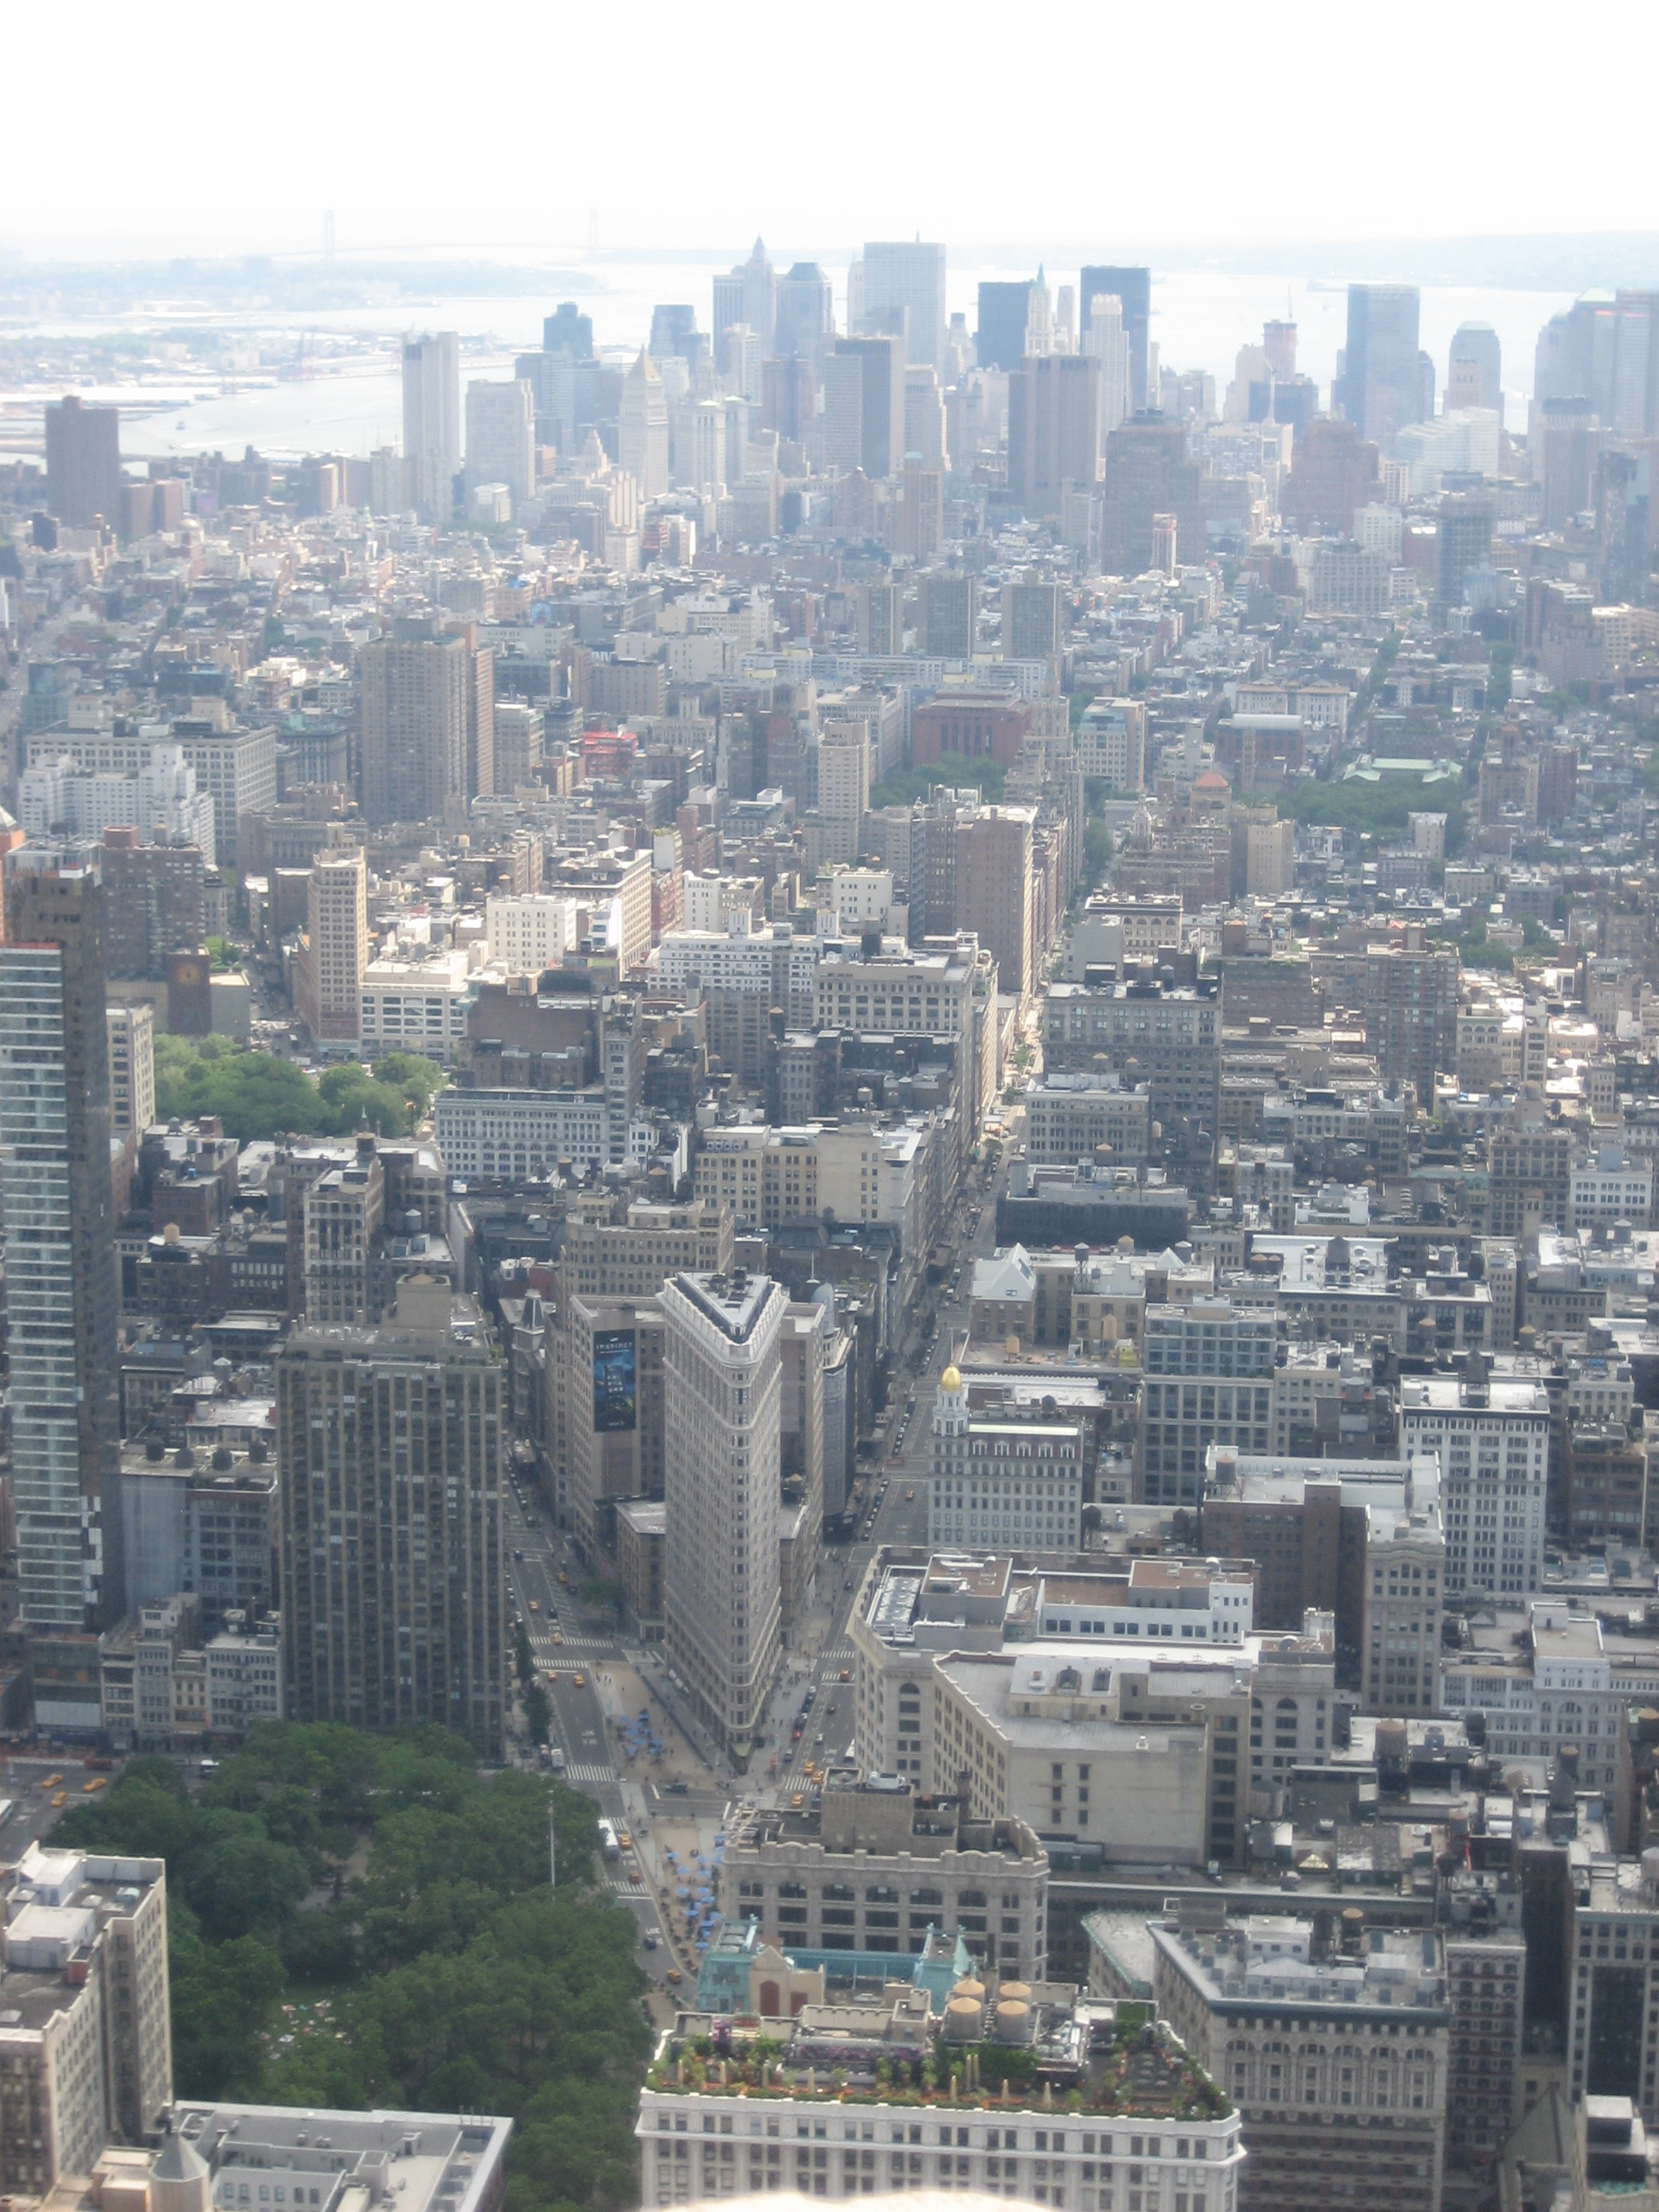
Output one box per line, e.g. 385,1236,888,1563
645,2016,1231,2122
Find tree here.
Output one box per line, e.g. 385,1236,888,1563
524,1685,551,1745
374,1052,445,1120
515,1624,536,1688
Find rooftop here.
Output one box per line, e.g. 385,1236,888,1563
644,1996,1231,2122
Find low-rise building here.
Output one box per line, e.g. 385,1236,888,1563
721,1777,1048,1978
1150,1907,1450,2212
637,1993,1242,2209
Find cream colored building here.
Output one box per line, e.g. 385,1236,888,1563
106,1003,155,1138
0,1842,172,2190
486,893,579,974
296,847,367,1048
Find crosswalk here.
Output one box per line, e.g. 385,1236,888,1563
561,1761,614,1785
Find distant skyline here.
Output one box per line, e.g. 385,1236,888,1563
7,0,1657,259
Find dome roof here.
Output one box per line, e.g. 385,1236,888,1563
941,1365,962,1392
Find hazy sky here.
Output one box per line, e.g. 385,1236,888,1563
8,0,1658,261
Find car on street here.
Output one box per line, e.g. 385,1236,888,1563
642,1933,658,1949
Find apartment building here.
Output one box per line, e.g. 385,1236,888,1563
1150,1909,1449,2212
662,1269,787,1761
547,1291,666,1551
720,1778,1049,1978
813,934,1000,1131
0,1841,172,2187
276,1281,506,1755
106,1003,156,1138
1359,1459,1446,1714
1138,1301,1277,1507
558,1194,733,1301
295,847,367,1049
1397,1365,1550,1597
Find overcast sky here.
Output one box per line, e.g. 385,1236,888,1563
8,0,1657,261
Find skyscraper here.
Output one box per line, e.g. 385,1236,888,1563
773,263,833,370
401,332,461,522
277,1278,506,1755
1448,321,1503,416
861,240,947,369
543,301,593,359
1080,267,1151,412
463,378,535,506
1084,293,1130,437
824,337,905,479
975,281,1035,372
294,847,367,1047
1007,354,1102,515
1102,415,1202,573
619,350,670,498
1,853,122,1660
44,395,122,530
359,617,473,825
713,239,775,353
1340,283,1422,445
662,1268,786,1763
1436,488,1494,615
649,305,698,359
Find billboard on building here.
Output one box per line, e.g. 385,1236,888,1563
592,1329,637,1433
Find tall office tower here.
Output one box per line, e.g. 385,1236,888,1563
44,393,122,528
302,1144,386,1324
717,323,762,405
1365,936,1457,1097
1084,294,1130,437
713,237,775,353
861,241,947,369
1080,266,1151,411
401,332,460,523
619,351,670,498
1262,318,1297,381
760,353,815,443
278,1278,506,1755
661,1268,786,1762
773,262,833,370
1102,415,1202,573
515,348,576,451
1448,320,1502,416
819,349,864,475
543,300,592,358
917,569,978,659
1436,488,1494,614
684,399,726,494
1,856,123,1655
1055,282,1076,351
649,304,698,358
857,580,905,656
1007,353,1102,515
1002,575,1062,661
1139,1299,1277,1506
295,846,367,1047
359,616,471,824
106,1001,155,1137
1280,415,1381,533
975,280,1034,372
1339,283,1422,445
463,378,534,506
824,337,905,478
955,804,1036,1004
817,719,870,864
896,457,943,560
903,365,946,467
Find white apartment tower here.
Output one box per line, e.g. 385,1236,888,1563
402,331,461,523
662,1269,787,1764
817,719,870,864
